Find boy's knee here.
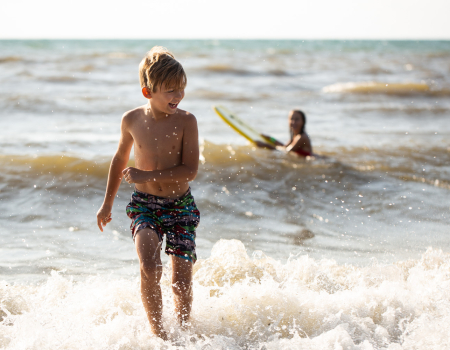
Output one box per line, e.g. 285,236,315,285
172,280,192,297
140,259,162,280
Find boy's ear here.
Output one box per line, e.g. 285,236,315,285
142,87,152,99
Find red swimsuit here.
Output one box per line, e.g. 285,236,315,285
294,149,312,157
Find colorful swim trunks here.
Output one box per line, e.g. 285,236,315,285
126,188,200,263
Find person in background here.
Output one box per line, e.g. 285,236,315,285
257,109,312,157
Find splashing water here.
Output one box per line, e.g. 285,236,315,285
1,240,449,349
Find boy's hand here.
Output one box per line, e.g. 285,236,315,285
122,167,147,184
97,205,112,232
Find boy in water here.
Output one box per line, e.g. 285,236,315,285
96,46,200,340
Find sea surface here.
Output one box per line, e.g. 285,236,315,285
0,39,449,349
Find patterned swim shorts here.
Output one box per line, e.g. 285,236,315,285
126,188,200,263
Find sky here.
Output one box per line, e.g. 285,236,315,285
1,0,450,40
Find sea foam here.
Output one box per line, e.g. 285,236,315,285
1,239,449,349
322,82,430,95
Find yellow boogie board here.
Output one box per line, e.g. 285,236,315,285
213,105,278,146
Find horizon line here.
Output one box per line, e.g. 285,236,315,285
1,37,450,41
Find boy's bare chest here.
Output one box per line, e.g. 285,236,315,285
132,119,183,154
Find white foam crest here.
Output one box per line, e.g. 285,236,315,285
1,243,450,349
192,241,450,348
322,81,430,95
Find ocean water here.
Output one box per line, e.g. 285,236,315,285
0,39,449,349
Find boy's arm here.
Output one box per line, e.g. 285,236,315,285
97,114,134,231
122,115,199,184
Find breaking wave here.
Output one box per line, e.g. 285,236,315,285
1,240,449,349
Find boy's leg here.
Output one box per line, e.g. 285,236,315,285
135,228,167,340
171,255,193,326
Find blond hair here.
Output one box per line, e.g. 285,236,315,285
139,46,187,92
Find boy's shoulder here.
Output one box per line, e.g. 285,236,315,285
121,106,196,122
122,105,146,124
174,108,197,123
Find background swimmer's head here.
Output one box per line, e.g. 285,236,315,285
289,110,306,138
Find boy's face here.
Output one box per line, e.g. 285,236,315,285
146,83,185,115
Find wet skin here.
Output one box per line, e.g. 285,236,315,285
97,83,198,339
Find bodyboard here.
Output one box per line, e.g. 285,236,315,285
213,105,278,146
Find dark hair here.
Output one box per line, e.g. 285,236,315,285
294,110,306,134
290,110,306,140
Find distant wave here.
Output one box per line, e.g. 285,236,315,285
322,81,430,95
202,64,254,75
189,89,258,102
0,56,22,63
0,143,316,183
195,64,289,77
1,142,448,198
107,52,135,59
348,105,450,115
326,145,450,190
75,52,137,60
2,141,448,187
267,69,289,76
0,154,114,178
41,75,79,83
